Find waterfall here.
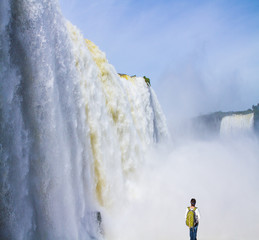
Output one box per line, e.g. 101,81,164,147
220,113,254,136
0,1,168,239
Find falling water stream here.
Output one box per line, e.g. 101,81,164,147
0,1,168,239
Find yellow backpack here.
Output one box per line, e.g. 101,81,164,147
186,207,197,228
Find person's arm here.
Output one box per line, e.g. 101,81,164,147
195,208,201,222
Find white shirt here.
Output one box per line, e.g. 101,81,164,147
185,207,201,222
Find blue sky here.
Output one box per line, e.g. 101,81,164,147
59,0,259,123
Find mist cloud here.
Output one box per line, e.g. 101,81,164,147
104,136,259,240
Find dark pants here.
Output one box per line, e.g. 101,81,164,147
189,225,198,240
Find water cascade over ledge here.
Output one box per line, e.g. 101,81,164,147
0,1,168,239
220,113,254,136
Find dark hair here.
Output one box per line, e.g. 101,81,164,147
190,198,196,206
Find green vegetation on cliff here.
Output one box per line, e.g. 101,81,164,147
143,76,151,87
118,73,151,87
